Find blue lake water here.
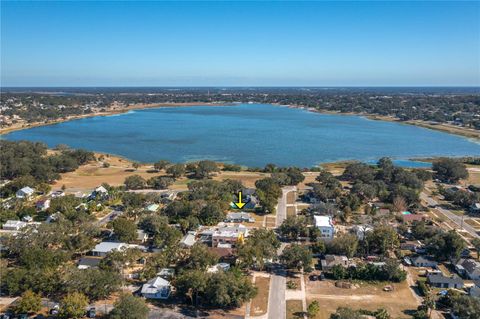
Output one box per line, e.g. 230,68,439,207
3,103,480,167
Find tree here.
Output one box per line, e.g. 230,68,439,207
433,158,468,183
255,177,282,214
166,163,186,178
365,225,399,255
422,291,435,318
124,175,146,190
327,233,359,258
203,270,257,308
451,295,480,319
15,290,41,314
307,300,320,318
194,160,219,179
280,244,312,271
109,293,149,319
330,307,362,319
113,217,137,242
147,176,174,189
237,229,280,270
60,292,89,319
132,162,140,170
175,269,209,305
279,216,309,241
426,230,466,261
183,243,219,270
153,160,170,171
63,268,122,301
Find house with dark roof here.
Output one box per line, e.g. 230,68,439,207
427,273,464,289
455,258,480,280
78,256,103,269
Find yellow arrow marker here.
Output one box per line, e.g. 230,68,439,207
234,191,246,209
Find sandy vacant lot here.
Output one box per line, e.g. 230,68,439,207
305,279,419,319
52,154,269,193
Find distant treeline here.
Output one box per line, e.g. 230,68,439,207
2,88,480,128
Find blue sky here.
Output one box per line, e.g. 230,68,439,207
1,1,479,87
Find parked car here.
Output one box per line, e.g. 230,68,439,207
87,307,96,318
309,274,318,281
319,273,325,280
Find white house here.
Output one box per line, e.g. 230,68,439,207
411,256,438,268
141,276,171,299
314,216,335,239
207,262,231,273
225,212,254,223
35,199,51,211
179,232,197,248
16,187,34,199
2,220,27,231
352,224,373,240
91,242,128,257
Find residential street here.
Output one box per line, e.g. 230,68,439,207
420,192,479,240
266,187,296,319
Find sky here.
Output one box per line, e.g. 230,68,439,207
1,1,479,87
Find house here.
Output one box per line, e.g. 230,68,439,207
207,262,231,273
470,280,480,297
209,247,236,264
314,216,335,240
46,212,61,223
78,256,103,269
50,190,65,198
225,212,254,223
400,240,423,252
91,242,128,257
410,256,438,268
427,273,464,289
157,268,175,279
89,186,109,200
351,225,373,240
16,187,34,199
2,220,27,231
470,203,480,214
136,229,149,243
455,259,480,280
179,232,196,248
146,204,159,212
206,223,248,247
141,276,171,299
35,199,51,211
321,255,350,271
402,213,428,224
22,215,33,223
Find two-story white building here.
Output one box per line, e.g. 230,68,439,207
314,215,335,240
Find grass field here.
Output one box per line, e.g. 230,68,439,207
52,154,269,193
250,277,270,317
305,280,419,319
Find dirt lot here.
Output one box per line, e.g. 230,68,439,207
287,191,296,204
52,154,269,193
286,300,304,319
250,277,270,316
287,206,297,218
305,280,419,319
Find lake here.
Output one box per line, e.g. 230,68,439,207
3,103,480,167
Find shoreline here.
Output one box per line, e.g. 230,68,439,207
0,102,233,135
283,103,480,140
1,100,479,140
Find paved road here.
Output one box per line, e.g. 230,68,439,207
420,192,479,240
276,186,296,227
95,209,123,227
267,262,287,319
